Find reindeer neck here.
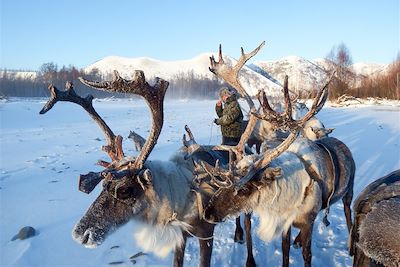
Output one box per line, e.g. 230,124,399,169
142,160,196,225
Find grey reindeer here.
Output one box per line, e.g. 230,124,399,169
128,130,146,151
38,73,222,267
349,169,400,267
245,101,333,155
195,42,355,267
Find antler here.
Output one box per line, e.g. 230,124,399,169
209,42,265,158
209,42,265,110
257,72,335,129
237,73,334,186
250,74,333,169
79,70,169,170
40,70,169,194
39,81,124,162
205,72,334,189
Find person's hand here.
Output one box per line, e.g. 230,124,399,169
213,118,219,125
216,100,222,107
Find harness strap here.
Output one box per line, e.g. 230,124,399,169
194,190,204,220
316,141,339,227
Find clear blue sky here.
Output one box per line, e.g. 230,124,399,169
1,0,399,71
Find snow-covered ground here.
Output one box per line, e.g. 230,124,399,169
1,98,399,267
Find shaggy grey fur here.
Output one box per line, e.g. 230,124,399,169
358,198,400,266
350,169,400,267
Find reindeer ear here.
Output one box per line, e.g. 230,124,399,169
193,161,202,172
262,167,282,182
137,169,153,190
182,134,188,148
326,128,334,134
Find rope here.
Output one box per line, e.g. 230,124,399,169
167,213,215,241
208,121,214,145
270,181,279,204
185,228,215,241
315,142,337,227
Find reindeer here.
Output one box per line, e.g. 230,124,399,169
128,130,146,151
349,169,400,267
191,43,355,267
38,74,219,267
246,100,333,155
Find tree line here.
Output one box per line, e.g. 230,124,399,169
1,48,399,100
0,63,223,99
0,63,112,98
322,43,399,100
354,56,399,99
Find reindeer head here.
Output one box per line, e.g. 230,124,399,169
203,166,282,223
39,71,169,248
72,170,155,248
311,126,334,139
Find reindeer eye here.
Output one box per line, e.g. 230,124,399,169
115,186,135,200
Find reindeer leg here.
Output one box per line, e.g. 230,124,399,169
282,226,291,267
353,249,372,267
293,231,302,249
234,215,244,243
196,223,215,267
342,186,353,233
255,142,261,154
300,223,314,267
173,234,187,267
199,237,214,267
244,213,256,267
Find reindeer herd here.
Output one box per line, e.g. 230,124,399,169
39,43,399,267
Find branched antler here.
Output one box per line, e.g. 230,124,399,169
40,70,169,194
205,72,334,190
79,70,169,170
209,42,265,110
39,82,124,162
209,42,265,158
256,71,335,130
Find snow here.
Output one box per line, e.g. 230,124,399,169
1,98,399,267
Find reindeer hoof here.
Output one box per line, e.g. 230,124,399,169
234,236,245,244
234,227,244,244
234,233,244,244
293,242,301,249
323,216,331,227
246,257,256,267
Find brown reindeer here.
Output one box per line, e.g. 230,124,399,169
38,73,218,267
349,169,400,267
194,43,355,267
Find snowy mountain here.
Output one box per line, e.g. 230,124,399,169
253,56,330,93
253,57,390,92
83,54,283,97
351,62,388,77
83,54,389,96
